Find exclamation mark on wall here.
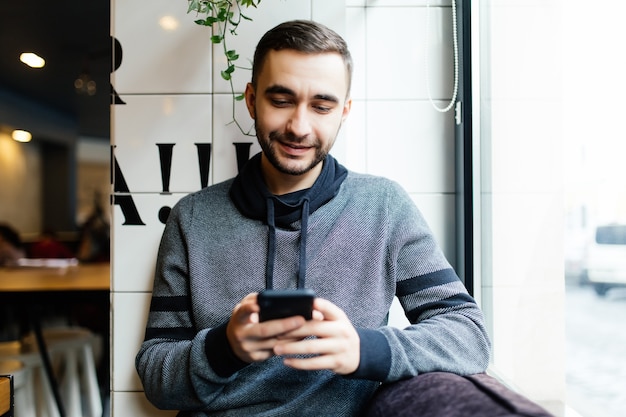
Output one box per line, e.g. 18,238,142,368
157,143,175,194
233,142,253,174
195,143,212,189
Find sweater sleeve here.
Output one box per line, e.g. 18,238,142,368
352,181,491,382
135,197,242,410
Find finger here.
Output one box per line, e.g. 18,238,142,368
231,293,260,324
282,349,358,375
254,316,306,339
313,298,348,321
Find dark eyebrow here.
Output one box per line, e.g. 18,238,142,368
265,85,295,96
264,84,340,104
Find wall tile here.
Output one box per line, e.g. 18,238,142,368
366,0,451,5
112,193,185,292
212,94,261,183
112,392,177,417
112,292,152,392
112,95,213,193
345,7,367,101
211,0,312,95
365,6,455,100
342,99,368,173
410,193,456,268
366,100,455,193
113,0,213,94
312,0,347,37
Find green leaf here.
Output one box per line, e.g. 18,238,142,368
211,35,223,44
220,70,231,81
226,50,239,61
235,94,245,101
187,0,201,13
240,0,260,8
224,64,235,74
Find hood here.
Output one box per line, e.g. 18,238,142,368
229,152,348,289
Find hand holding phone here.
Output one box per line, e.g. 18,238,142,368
258,288,316,322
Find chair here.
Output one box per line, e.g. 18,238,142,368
0,327,103,417
1,372,14,417
0,342,44,417
22,327,103,417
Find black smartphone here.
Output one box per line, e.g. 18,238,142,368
258,288,316,322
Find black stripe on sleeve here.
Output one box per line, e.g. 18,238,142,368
396,268,460,297
150,295,191,312
144,326,196,341
405,292,477,323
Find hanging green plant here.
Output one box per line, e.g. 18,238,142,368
187,0,262,135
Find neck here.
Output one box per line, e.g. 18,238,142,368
260,155,323,195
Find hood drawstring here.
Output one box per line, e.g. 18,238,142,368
265,197,310,290
265,198,277,289
298,199,310,289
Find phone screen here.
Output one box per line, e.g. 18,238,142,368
258,288,316,322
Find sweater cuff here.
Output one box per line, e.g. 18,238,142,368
204,322,249,378
349,328,391,381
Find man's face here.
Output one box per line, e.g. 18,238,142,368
245,49,351,181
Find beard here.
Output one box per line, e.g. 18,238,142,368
255,121,331,176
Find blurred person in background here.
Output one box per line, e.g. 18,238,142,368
29,229,75,259
0,223,25,266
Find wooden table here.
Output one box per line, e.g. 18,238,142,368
0,262,110,417
0,263,110,293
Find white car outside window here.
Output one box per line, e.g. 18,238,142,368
583,224,626,296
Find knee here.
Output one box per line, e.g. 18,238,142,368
362,372,554,417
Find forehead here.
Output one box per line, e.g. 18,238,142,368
257,49,349,96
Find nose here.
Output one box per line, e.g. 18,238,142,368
286,105,312,138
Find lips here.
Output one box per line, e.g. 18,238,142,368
279,141,312,156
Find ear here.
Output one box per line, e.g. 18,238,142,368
341,97,352,122
244,83,256,119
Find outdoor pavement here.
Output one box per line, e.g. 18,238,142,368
565,283,626,417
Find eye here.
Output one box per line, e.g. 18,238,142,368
313,103,333,114
268,95,293,108
271,99,290,107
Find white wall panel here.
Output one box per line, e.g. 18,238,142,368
112,95,213,194
113,0,213,94
342,99,368,173
211,94,261,184
211,0,312,95
112,292,152,392
411,193,456,265
113,392,177,417
112,193,184,292
366,100,454,193
365,6,454,100
345,7,367,101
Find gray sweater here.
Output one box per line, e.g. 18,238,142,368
136,171,491,416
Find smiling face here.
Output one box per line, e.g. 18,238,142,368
245,49,352,195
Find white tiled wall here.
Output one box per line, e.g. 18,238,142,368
110,0,456,415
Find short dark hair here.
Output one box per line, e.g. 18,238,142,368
251,20,353,95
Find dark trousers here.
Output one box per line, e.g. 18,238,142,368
363,372,555,417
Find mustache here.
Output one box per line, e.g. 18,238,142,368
268,131,316,147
